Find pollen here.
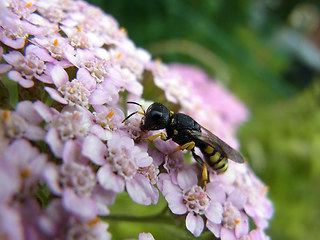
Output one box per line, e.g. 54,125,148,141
107,110,114,119
21,169,31,178
155,57,162,63
53,38,58,46
235,219,240,224
117,52,122,59
188,196,196,201
75,112,81,119
77,27,82,32
88,217,100,227
2,110,11,120
120,27,127,33
26,2,33,8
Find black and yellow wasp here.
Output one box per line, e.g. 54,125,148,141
123,102,244,184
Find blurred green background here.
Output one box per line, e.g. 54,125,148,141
87,1,320,239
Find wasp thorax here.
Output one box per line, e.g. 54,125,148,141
140,103,171,131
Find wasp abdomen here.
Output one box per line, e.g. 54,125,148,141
202,145,228,174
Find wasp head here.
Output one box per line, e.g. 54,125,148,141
141,103,171,131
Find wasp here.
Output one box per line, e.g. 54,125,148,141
123,102,244,184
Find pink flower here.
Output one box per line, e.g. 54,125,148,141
246,228,271,240
31,35,74,68
34,101,94,158
139,232,155,240
45,65,96,107
203,161,273,239
38,199,111,239
66,216,111,240
97,131,159,205
7,0,37,19
3,44,53,87
65,48,110,82
0,0,273,239
0,8,28,49
113,42,151,79
0,101,45,141
0,46,12,74
206,189,249,239
1,139,47,197
0,205,24,240
158,167,223,237
92,104,124,138
42,153,116,220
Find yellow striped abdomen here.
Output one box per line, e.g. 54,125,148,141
203,145,229,174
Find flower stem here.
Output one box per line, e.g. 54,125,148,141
99,209,176,225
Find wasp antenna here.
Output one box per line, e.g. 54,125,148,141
122,111,139,123
127,101,142,106
127,101,145,114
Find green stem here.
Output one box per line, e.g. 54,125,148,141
99,208,176,225
100,214,172,224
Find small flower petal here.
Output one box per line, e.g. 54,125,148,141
50,64,68,87
16,101,43,124
165,191,187,214
77,67,96,91
158,173,181,196
186,212,204,237
205,201,223,224
82,135,107,165
62,189,97,220
0,205,24,240
33,100,57,123
221,227,237,240
89,83,119,105
42,163,62,195
46,128,64,158
139,232,155,240
45,87,68,104
235,212,249,238
8,70,34,88
126,174,159,205
177,166,198,190
97,164,125,193
207,221,221,238
206,184,226,203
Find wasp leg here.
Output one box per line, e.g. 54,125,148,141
191,149,208,189
202,165,208,190
143,132,167,141
173,141,195,153
191,149,204,164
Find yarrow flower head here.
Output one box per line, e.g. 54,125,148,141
0,0,273,239
158,166,224,237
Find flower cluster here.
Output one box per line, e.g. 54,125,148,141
0,0,273,239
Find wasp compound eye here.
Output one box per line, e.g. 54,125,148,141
140,103,171,131
150,111,162,119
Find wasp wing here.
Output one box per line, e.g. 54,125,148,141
187,127,245,163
